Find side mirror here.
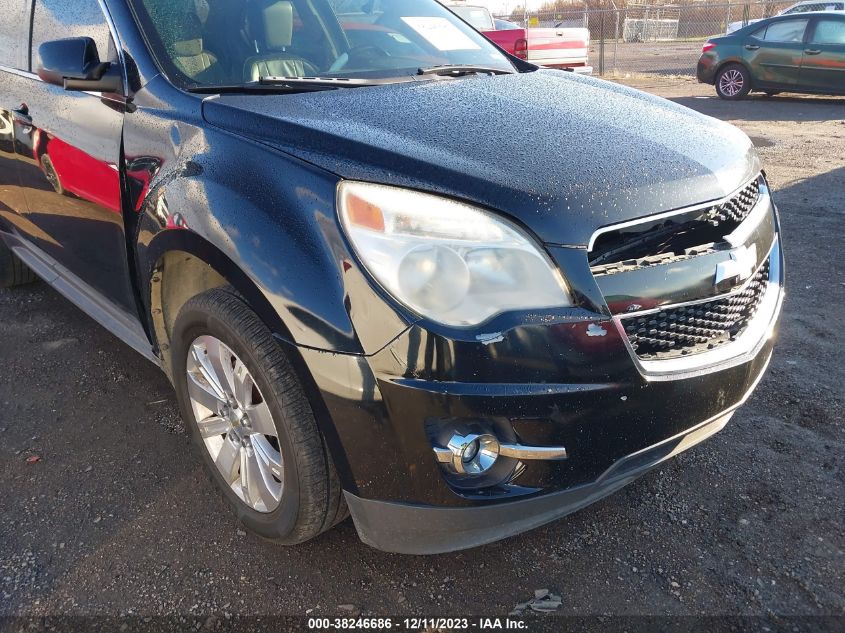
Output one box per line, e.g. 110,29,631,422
37,37,123,94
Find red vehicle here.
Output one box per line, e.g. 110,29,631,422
33,131,122,214
32,130,160,215
445,2,592,72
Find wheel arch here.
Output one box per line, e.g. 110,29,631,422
141,229,356,491
715,58,757,88
143,230,290,362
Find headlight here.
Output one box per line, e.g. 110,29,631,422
337,182,573,327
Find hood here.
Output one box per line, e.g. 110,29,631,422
203,70,759,246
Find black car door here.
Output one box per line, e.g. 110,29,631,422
13,0,139,316
0,0,31,230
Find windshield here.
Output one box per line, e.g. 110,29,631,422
128,0,515,90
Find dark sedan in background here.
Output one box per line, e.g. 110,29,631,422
698,11,845,99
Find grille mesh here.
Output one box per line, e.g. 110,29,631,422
705,179,760,226
622,260,770,360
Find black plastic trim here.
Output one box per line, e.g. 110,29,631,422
345,402,745,554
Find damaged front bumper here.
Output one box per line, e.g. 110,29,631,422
293,287,780,553
345,404,741,555
288,199,784,554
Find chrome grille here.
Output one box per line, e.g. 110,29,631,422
621,260,770,361
704,179,760,227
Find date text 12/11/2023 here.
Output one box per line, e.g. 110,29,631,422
307,617,529,630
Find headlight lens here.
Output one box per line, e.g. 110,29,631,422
337,182,573,327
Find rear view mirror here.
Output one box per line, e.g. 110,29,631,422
37,37,123,94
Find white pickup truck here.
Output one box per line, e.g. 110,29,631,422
444,2,592,73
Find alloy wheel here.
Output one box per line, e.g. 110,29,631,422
186,335,284,512
719,69,744,97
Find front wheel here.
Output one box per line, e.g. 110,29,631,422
715,64,751,100
171,288,347,543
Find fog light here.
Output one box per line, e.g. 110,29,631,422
462,439,479,463
446,432,499,475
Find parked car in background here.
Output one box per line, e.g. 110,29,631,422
726,0,844,34
444,2,592,72
700,12,845,99
2,0,783,554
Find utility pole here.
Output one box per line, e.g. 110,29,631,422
599,0,606,75
609,0,618,75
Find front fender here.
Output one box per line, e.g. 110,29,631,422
127,80,410,356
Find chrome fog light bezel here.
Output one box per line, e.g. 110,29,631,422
446,432,500,475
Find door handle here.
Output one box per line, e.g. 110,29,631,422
804,49,822,55
10,104,33,133
744,44,760,50
11,104,31,121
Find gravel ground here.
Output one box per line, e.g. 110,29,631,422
591,41,708,76
1,80,843,628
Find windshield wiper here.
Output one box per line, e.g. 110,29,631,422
418,65,514,77
188,83,338,94
187,76,386,95
187,70,491,95
257,76,388,88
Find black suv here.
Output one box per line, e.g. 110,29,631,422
0,0,784,554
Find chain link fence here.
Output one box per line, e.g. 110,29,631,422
493,1,798,78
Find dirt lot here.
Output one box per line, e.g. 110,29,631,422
1,80,843,629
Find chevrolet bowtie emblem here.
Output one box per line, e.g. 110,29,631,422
714,244,757,292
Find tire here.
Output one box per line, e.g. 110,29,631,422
0,240,37,288
41,154,64,195
171,287,347,543
715,64,752,100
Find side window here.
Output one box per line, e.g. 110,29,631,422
751,25,769,39
760,19,810,41
812,19,845,43
0,0,29,69
31,0,116,72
